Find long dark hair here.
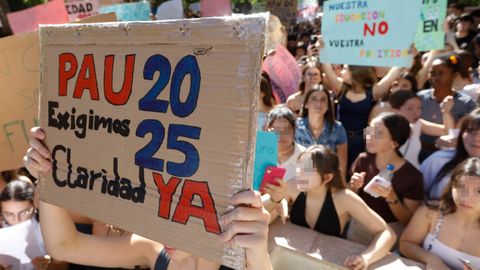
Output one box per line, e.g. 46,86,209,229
300,86,335,132
440,157,480,216
299,61,322,94
376,112,411,158
0,179,34,204
260,72,276,108
433,110,480,185
299,145,346,189
389,90,420,109
347,65,377,90
266,105,297,137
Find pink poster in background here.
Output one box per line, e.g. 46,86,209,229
201,0,231,17
7,0,69,34
262,44,302,103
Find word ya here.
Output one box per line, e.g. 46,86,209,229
48,101,130,139
51,144,145,203
153,172,220,234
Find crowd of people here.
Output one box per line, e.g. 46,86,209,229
2,2,480,270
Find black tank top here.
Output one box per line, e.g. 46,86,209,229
290,190,343,237
154,249,233,270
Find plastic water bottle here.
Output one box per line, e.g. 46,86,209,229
363,164,395,198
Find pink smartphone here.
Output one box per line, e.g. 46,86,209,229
260,166,286,193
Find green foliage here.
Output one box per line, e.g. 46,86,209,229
21,0,46,7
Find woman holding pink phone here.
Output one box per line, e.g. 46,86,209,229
264,145,396,270
264,105,306,186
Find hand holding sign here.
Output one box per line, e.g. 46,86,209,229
38,15,267,268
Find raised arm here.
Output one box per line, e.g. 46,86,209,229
341,189,396,269
421,95,454,137
372,67,403,101
39,201,160,268
417,50,442,89
25,127,161,268
321,62,344,95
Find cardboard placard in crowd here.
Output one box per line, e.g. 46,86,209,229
320,0,422,67
65,0,101,22
99,2,150,21
201,0,232,17
252,131,278,191
266,0,297,26
0,31,40,172
262,44,302,103
7,0,69,34
38,14,266,269
414,0,447,51
0,13,117,172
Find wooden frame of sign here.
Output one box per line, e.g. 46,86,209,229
38,15,266,269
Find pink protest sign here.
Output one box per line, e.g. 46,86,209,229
201,0,231,17
262,44,301,103
7,0,69,34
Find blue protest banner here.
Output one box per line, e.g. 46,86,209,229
253,131,278,191
99,2,150,21
320,0,422,67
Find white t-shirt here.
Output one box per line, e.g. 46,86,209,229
400,121,422,170
279,143,306,182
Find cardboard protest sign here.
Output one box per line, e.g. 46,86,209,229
262,44,301,103
99,2,150,21
0,13,117,172
266,0,297,26
76,12,117,23
297,0,319,22
201,0,232,17
6,0,69,34
414,0,447,51
0,32,39,172
65,0,101,22
320,0,422,67
38,14,266,268
253,131,278,191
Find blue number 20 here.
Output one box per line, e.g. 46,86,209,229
139,55,201,117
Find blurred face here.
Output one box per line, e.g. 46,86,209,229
305,91,328,116
270,118,294,152
341,65,351,82
430,60,456,90
463,126,480,157
456,20,471,32
332,64,343,77
303,67,322,86
391,78,413,92
295,154,322,191
398,98,422,123
452,176,480,213
296,47,306,59
365,118,396,154
1,200,34,226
